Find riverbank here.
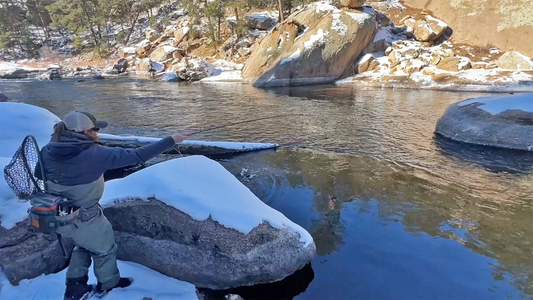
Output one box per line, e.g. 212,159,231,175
2,0,533,92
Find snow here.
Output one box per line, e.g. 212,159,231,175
137,39,151,48
331,13,347,36
303,29,327,51
121,47,136,54
345,11,370,26
0,102,59,158
163,46,178,54
0,260,197,300
458,93,533,114
490,48,500,55
152,61,165,73
359,54,374,66
374,27,393,43
425,15,448,29
101,155,313,246
99,133,279,150
280,48,301,65
200,70,244,82
0,61,41,72
410,59,426,68
458,57,471,70
313,1,341,14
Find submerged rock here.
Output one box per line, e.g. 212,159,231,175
0,92,8,102
436,93,533,151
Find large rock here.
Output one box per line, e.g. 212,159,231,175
436,93,533,151
247,13,277,30
176,59,215,81
150,45,178,62
356,53,379,73
436,56,472,72
496,52,533,70
339,0,365,8
174,27,190,46
146,29,160,42
137,59,165,73
242,2,377,87
99,156,315,290
0,221,74,285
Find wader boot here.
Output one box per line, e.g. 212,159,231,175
63,275,94,300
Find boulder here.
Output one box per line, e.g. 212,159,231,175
436,93,533,151
174,27,190,46
93,73,105,79
137,59,165,73
150,45,178,62
242,2,377,87
161,71,180,82
404,59,427,74
176,59,214,81
99,156,315,290
496,52,533,70
402,14,449,43
113,58,129,73
146,29,160,42
339,0,365,8
437,56,472,72
118,47,136,58
247,13,277,30
0,221,74,285
356,53,379,73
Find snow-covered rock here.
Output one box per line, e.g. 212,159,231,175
436,93,533,151
118,47,137,58
496,51,533,70
339,0,365,8
437,56,472,72
402,14,449,43
161,71,180,82
150,45,178,62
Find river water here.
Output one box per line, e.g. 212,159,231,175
2,78,533,299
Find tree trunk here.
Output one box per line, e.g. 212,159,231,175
124,11,140,45
278,0,285,22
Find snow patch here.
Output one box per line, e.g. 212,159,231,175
458,93,533,114
121,47,136,54
425,15,448,28
101,156,313,246
200,70,244,82
304,29,327,51
280,48,302,65
162,46,178,54
331,13,348,36
0,260,197,300
152,61,165,73
345,11,370,26
314,1,341,13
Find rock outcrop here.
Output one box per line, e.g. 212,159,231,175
247,12,277,30
436,93,533,151
242,2,377,87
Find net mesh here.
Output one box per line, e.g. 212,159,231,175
3,136,45,199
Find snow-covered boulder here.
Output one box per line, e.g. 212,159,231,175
242,2,377,87
356,53,379,73
137,59,165,73
150,45,178,62
173,27,190,46
402,14,449,43
101,156,315,289
118,47,136,58
176,59,215,81
496,52,533,70
436,56,472,72
436,93,533,151
161,71,180,82
247,12,277,30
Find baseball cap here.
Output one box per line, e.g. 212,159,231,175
63,110,108,132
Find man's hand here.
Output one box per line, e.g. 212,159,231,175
172,134,188,144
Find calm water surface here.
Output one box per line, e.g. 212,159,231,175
2,78,533,299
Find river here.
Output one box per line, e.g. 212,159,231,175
2,78,533,299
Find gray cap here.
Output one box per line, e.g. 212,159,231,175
63,110,108,132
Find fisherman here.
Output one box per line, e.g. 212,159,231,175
37,110,187,300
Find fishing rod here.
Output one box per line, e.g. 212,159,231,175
185,113,307,137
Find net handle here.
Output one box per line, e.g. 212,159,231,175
25,135,47,193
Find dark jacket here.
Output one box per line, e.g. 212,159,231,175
38,130,175,186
